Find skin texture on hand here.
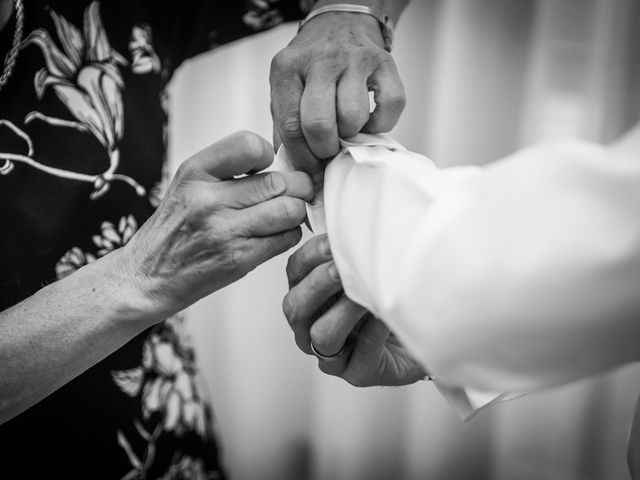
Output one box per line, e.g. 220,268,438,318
118,131,314,318
270,4,406,188
0,131,313,426
283,234,427,387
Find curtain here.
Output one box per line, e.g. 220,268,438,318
168,1,640,479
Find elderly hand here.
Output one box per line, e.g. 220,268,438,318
283,234,427,386
270,4,406,188
116,131,313,319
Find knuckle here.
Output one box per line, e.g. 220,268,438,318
317,234,330,257
339,111,369,137
377,84,406,111
340,107,369,127
218,246,244,274
262,172,286,198
236,130,267,158
309,327,332,356
307,266,326,292
303,117,335,138
285,254,298,283
282,294,297,323
174,159,195,183
189,185,218,214
388,88,407,110
374,49,395,68
271,49,298,74
279,197,305,223
279,115,304,139
177,187,207,223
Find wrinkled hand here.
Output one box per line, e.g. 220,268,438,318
283,234,427,386
118,131,313,318
270,10,405,187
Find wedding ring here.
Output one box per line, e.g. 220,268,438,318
310,339,345,361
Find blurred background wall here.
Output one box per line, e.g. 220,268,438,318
167,1,640,479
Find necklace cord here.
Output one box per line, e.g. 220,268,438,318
0,0,25,93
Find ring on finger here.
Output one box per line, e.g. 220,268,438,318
310,339,345,362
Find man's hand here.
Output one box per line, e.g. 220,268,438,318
270,1,407,187
283,234,427,386
117,131,313,319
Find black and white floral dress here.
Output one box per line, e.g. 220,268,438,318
0,1,306,478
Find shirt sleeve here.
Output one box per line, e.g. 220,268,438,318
323,135,640,395
143,0,308,74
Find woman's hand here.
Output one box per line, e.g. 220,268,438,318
117,131,314,320
283,234,427,386
270,4,407,188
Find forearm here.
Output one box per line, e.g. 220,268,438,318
0,130,314,426
0,250,160,425
325,136,640,392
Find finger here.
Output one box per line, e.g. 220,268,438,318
336,69,370,138
342,316,391,386
317,352,350,377
272,124,282,153
310,296,368,357
239,228,304,272
223,171,313,208
271,66,324,184
286,234,332,288
282,260,342,354
190,131,274,179
237,196,307,237
363,59,406,134
300,72,340,160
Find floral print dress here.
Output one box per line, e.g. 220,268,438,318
0,1,306,478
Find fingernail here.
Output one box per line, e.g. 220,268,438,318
328,261,340,280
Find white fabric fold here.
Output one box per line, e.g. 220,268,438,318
277,134,513,418
277,133,640,419
327,133,640,391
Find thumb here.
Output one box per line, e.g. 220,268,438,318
191,131,274,180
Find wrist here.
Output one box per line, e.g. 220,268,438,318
311,0,408,24
75,249,168,331
299,4,390,51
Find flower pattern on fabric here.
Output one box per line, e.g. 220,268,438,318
55,217,216,479
243,0,285,30
92,214,138,256
55,247,97,279
17,1,145,199
2,1,310,478
129,25,161,75
158,454,221,480
114,315,216,480
55,214,137,279
55,214,138,279
149,91,172,208
113,315,211,437
0,119,33,176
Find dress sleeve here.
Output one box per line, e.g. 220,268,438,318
144,0,309,75
323,136,640,395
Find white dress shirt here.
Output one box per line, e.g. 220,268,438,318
307,132,640,415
